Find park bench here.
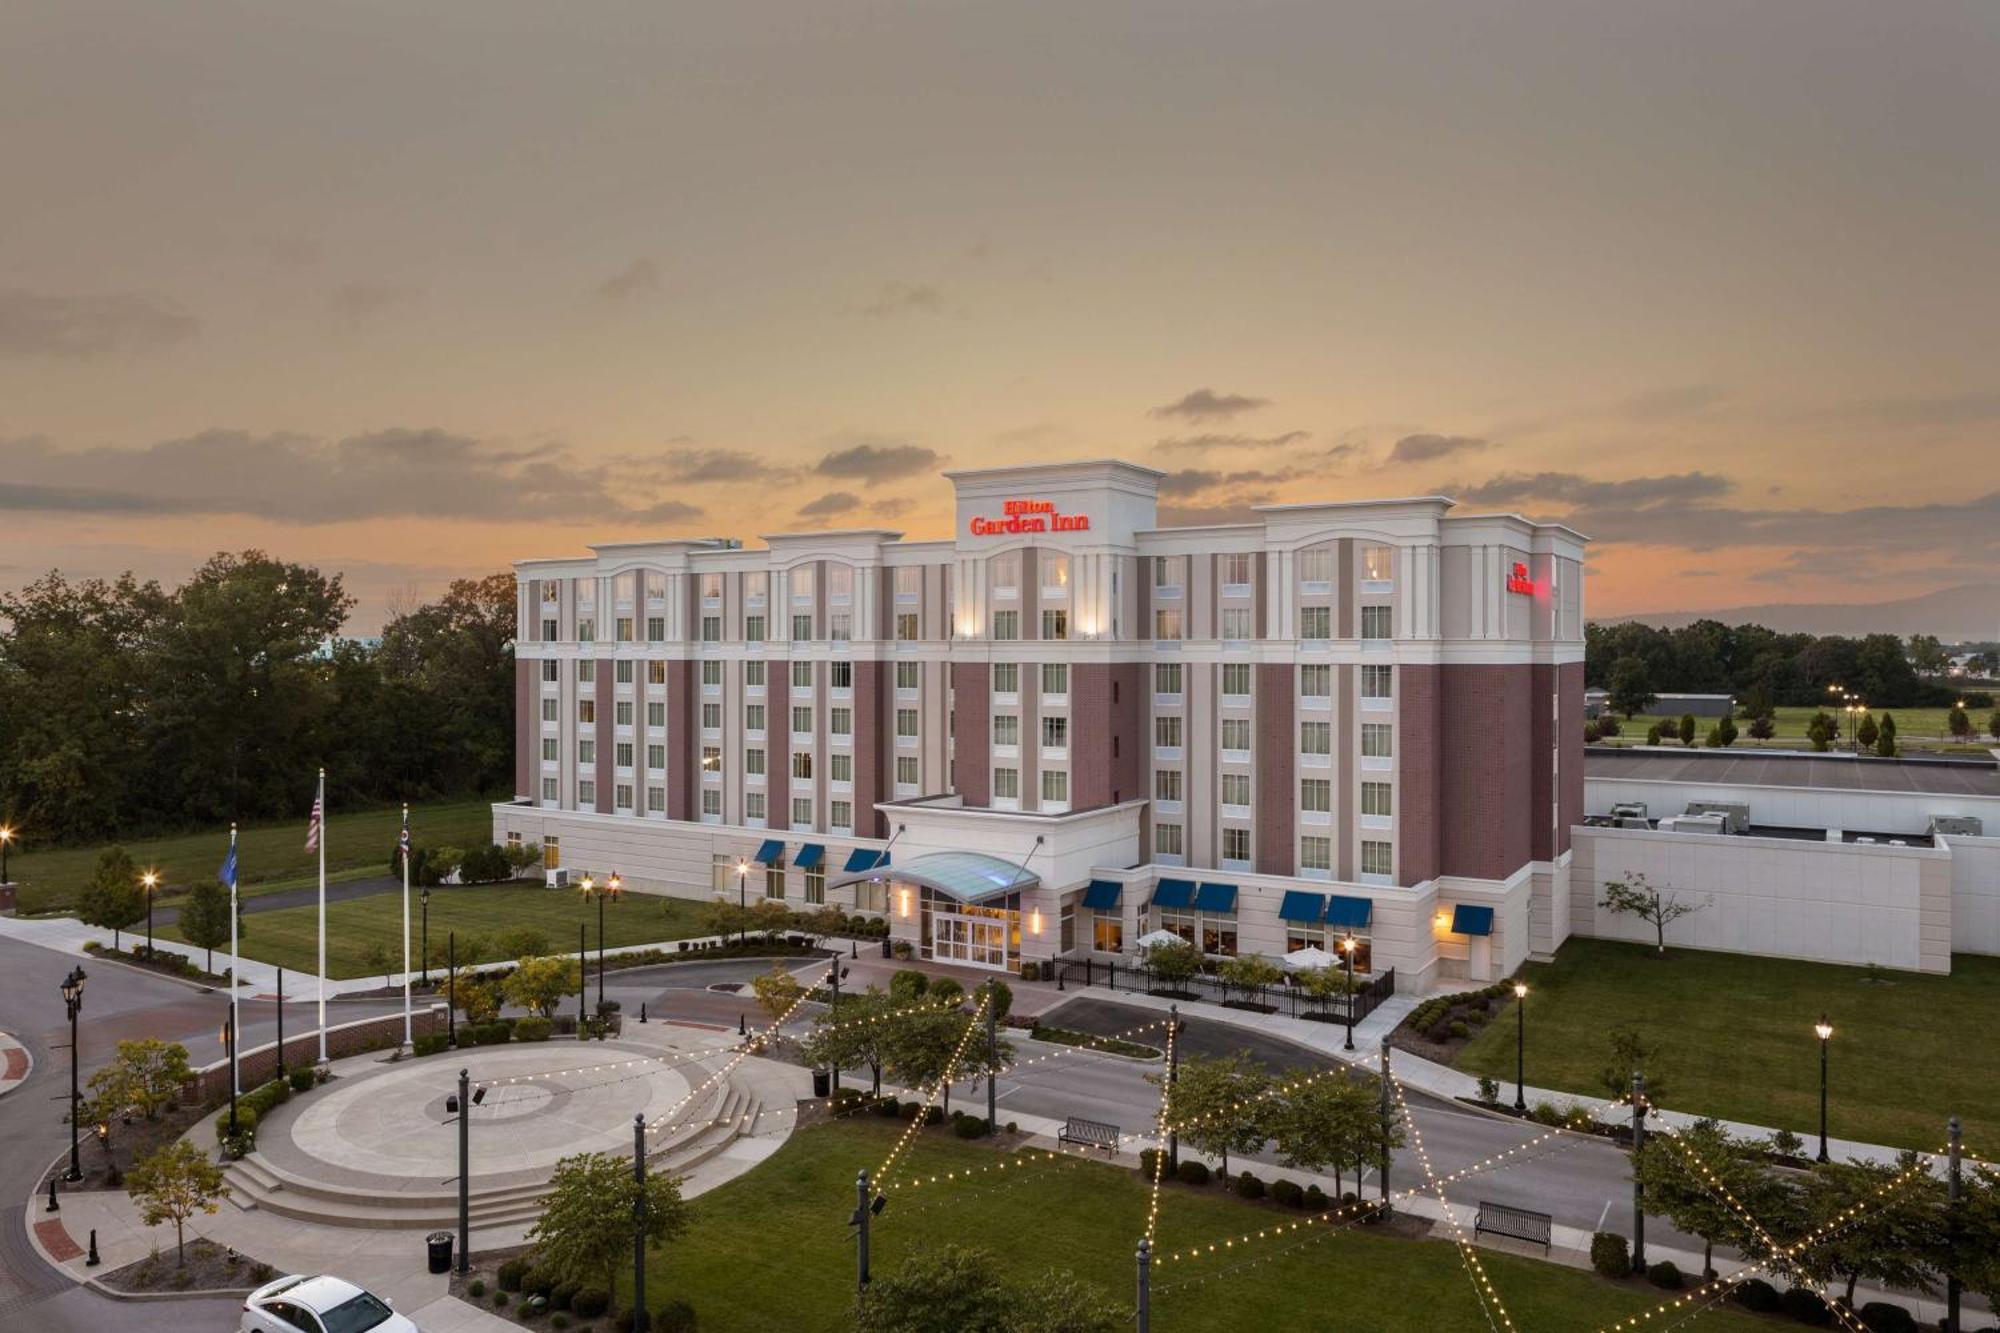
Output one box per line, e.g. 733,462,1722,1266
1473,1200,1553,1251
1057,1116,1120,1155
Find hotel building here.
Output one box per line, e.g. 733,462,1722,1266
496,459,1588,992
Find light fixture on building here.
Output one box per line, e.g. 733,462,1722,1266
1030,909,1043,935
899,888,911,918
1434,911,1452,929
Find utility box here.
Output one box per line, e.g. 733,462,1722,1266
1658,814,1728,836
1929,814,1984,838
1683,801,1751,835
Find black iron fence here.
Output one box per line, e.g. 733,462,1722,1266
1054,957,1397,1025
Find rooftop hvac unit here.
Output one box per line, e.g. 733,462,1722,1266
1610,801,1648,820
1929,814,1985,838
546,867,570,889
1658,813,1728,836
1683,801,1751,835
1615,816,1652,830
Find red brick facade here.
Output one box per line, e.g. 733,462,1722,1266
594,657,615,811
515,659,536,800
1255,663,1297,876
853,660,885,838
1070,662,1144,810
951,663,991,806
1397,665,1442,885
1436,663,1537,881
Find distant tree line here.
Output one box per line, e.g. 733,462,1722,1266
0,551,515,845
1586,620,1991,714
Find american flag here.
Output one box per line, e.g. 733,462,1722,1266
305,791,323,853
398,809,411,863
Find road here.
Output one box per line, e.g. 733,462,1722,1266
148,874,402,929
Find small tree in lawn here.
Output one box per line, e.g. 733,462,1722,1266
1747,714,1776,740
1875,711,1898,757
805,903,850,949
1011,1267,1127,1333
1807,715,1831,751
1949,705,1972,739
1633,1118,1791,1277
1607,655,1655,720
1216,953,1282,1006
1646,722,1665,746
360,942,396,990
77,846,146,952
1677,713,1697,747
803,987,894,1095
1154,1051,1269,1177
1270,1072,1400,1197
529,1150,688,1294
177,879,236,975
882,1005,977,1114
1799,1155,1946,1308
1989,711,2000,741
1953,1165,2000,1308
86,1038,192,1122
750,962,804,1024
703,895,748,943
1857,712,1879,751
1143,939,1201,994
860,1244,1012,1333
1598,1026,1669,1106
1599,873,1703,957
127,1139,229,1265
503,954,579,1018
749,896,792,943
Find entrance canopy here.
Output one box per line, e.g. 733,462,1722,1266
826,849,1039,904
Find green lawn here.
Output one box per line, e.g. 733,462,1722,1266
1596,705,1993,752
8,797,504,915
626,1117,1772,1332
157,882,714,979
1454,939,2000,1154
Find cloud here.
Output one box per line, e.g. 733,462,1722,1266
1388,433,1488,464
1158,468,1298,499
852,281,947,318
990,422,1067,446
331,282,417,321
1801,390,2000,428
815,442,942,486
870,497,918,520
1617,384,1731,420
1152,430,1312,456
0,429,705,528
1150,388,1269,421
653,447,786,484
1455,471,1734,510
597,259,662,301
797,491,861,519
0,289,199,359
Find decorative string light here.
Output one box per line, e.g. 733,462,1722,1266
873,993,992,1194
1143,1013,1177,1246
1392,1074,1517,1333
643,959,836,1135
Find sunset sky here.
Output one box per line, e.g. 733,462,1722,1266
3,1,1995,631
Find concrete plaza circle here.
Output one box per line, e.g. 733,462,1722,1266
283,1043,702,1182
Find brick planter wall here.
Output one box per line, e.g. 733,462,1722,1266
182,1004,448,1104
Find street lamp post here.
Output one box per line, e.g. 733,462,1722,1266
1512,981,1529,1111
419,886,430,986
1814,1015,1833,1162
141,870,160,958
736,860,749,947
0,825,13,886
578,872,622,1012
1339,935,1358,1051
60,966,86,1181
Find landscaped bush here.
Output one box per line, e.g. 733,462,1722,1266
288,1066,316,1092
1448,1020,1471,1039
1646,1261,1683,1289
1138,1149,1163,1179
1271,1178,1305,1208
468,1279,487,1298
899,1101,922,1120
1729,1278,1779,1311
572,1288,611,1318
471,1022,512,1046
1589,1231,1629,1279
216,1104,259,1142
1779,1287,1833,1326
1017,961,1040,982
551,1280,579,1311
492,1290,508,1308
1303,1184,1329,1212
872,1097,900,1119
1856,1302,1917,1333
888,970,928,1002
1235,1172,1265,1199
515,1017,553,1042
522,1267,559,1299
1175,1160,1211,1186
929,978,966,1008
654,1298,698,1331
497,1258,530,1292
413,1033,449,1057
550,1316,568,1330
923,1105,944,1126
1530,1101,1568,1127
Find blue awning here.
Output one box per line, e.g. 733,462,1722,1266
794,844,825,871
1451,904,1495,936
1278,891,1326,924
752,838,785,865
1194,882,1238,913
1326,896,1374,929
843,848,890,873
1082,879,1122,911
1150,878,1196,910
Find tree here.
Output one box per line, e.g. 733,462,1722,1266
496,925,551,960
1143,939,1201,992
1948,705,1972,739
76,846,146,951
1633,1119,1790,1277
861,1244,1012,1333
1296,965,1355,1017
803,987,895,1095
971,977,1014,1022
361,943,396,990
1268,1072,1400,1196
126,1139,230,1265
85,1038,192,1122
1677,713,1698,746
1857,712,1879,750
750,962,805,1024
528,1150,689,1294
1807,716,1831,752
1647,722,1665,746
1907,633,1949,675
882,1007,978,1113
1954,1166,2000,1306
1748,714,1776,740
1607,656,1656,720
1876,710,1898,756
1156,1051,1269,1177
1009,1269,1127,1333
1598,1027,1670,1105
749,897,792,942
504,954,580,1018
457,977,502,1024
1798,1155,1946,1307
1216,953,1282,1005
1599,873,1703,956
703,896,749,944
1990,711,2000,741
177,879,237,974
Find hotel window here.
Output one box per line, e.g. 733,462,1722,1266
744,660,766,688
1041,769,1069,805
1286,909,1326,952
578,779,596,805
577,617,595,643
1221,607,1252,640
830,753,853,784
792,661,813,689
1360,605,1392,640
1154,769,1182,802
896,661,920,691
577,659,595,683
542,617,558,641
1362,781,1393,816
542,777,559,802
647,701,666,727
897,708,920,740
1299,835,1332,873
806,860,831,901
1041,608,1069,640
700,788,720,817
790,566,814,604
827,564,853,602
541,697,559,722
1300,778,1331,813
1202,902,1239,956
615,660,634,684
701,660,723,689
896,755,919,786
541,738,559,762
615,701,633,726
1221,718,1251,753
1362,545,1394,582
1299,547,1335,586
993,715,1021,748
646,617,665,642
578,700,597,724
701,744,722,775
828,660,852,691
1042,552,1069,592
645,570,668,601
647,744,666,770
1361,664,1393,699
1300,606,1332,641
1093,915,1123,953
700,572,723,601
744,791,766,820
1222,827,1251,863
993,767,1020,799
614,571,637,604
992,662,1019,696
1154,822,1184,856
1362,723,1393,758
1153,608,1183,640
830,706,853,737
701,615,722,642
542,582,561,606
744,748,766,776
1301,720,1331,755
991,551,1021,594
1361,841,1393,876
1160,908,1196,946
1221,773,1251,807
648,786,666,813
1041,716,1068,750
791,752,813,780
745,571,768,604
791,705,813,734
895,566,921,600
1153,555,1182,590
1222,552,1253,588
615,742,634,768
542,660,559,683
616,617,634,642
992,609,1020,640
699,702,720,730
1040,662,1068,698
1154,715,1182,749
648,660,667,685
792,613,813,640
829,611,852,641
745,614,766,643
1221,662,1251,697
1155,663,1182,695
896,612,919,641
767,855,788,897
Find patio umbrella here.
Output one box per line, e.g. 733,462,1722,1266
1134,929,1184,951
1282,946,1339,972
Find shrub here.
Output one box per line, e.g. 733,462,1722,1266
952,1115,990,1139
1589,1232,1629,1279
654,1299,698,1332
551,1316,569,1331
515,1017,553,1042
468,1279,487,1298
289,1066,316,1092
493,1291,509,1308
1271,1178,1305,1208
1476,1076,1500,1105
888,969,928,1002
873,1097,900,1119
572,1289,611,1318
899,1101,923,1120
1530,1101,1567,1127
216,1104,259,1142
1017,961,1039,982
890,940,914,960
1779,1287,1833,1326
1303,1184,1329,1212
1175,1160,1211,1186
474,1022,512,1047
413,1033,449,1057
1447,1020,1471,1039
1138,1149,1162,1179
1235,1172,1265,1199
928,978,966,1008
498,1258,530,1292
923,1105,944,1126
1730,1278,1779,1312
522,1267,559,1299
1856,1302,1916,1333
1646,1261,1683,1289
551,1281,579,1311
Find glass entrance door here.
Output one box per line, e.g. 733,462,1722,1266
932,911,1009,970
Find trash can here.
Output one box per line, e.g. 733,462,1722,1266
812,1069,831,1098
881,938,893,959
426,1230,454,1274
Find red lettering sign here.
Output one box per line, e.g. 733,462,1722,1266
1505,560,1536,595
969,499,1091,536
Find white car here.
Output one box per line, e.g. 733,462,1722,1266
240,1273,420,1333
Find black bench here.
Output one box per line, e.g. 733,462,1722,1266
1474,1201,1553,1251
1057,1116,1120,1155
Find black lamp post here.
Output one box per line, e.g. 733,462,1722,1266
0,825,14,885
736,860,749,947
141,870,159,958
60,966,86,1181
419,886,431,986
1814,1014,1833,1162
579,873,621,1011
1512,981,1529,1111
1340,935,1358,1052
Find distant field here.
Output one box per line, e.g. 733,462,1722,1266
1594,704,1994,751
7,798,503,916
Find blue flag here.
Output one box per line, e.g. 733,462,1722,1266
219,846,237,889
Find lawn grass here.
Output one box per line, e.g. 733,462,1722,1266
8,797,504,915
1594,705,1992,751
626,1117,1771,1332
156,882,714,979
1453,938,2000,1154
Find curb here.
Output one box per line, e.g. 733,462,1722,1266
85,1278,258,1303
0,1033,34,1099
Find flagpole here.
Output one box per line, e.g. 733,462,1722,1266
317,767,327,1064
401,802,412,1048
229,823,240,1097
